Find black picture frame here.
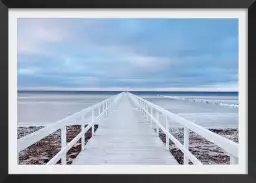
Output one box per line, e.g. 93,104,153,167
0,0,254,182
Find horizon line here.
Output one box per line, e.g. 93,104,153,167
18,89,238,93
18,87,238,92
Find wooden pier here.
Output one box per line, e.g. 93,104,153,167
72,95,178,165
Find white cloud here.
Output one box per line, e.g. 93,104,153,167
18,68,37,75
115,78,148,83
128,55,170,70
18,19,69,55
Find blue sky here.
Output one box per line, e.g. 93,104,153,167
18,18,238,91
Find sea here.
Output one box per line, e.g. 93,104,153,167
18,91,238,129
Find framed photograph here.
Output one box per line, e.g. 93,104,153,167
0,0,254,182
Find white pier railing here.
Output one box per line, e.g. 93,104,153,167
18,92,124,165
127,92,238,165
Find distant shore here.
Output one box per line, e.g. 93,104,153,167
18,126,238,165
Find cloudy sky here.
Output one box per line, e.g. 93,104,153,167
18,18,238,91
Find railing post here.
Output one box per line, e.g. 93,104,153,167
230,155,238,164
147,105,150,122
99,104,103,114
184,127,189,164
61,126,66,165
104,102,106,119
107,101,109,116
143,102,146,118
81,116,85,151
146,105,148,121
142,101,144,116
109,100,111,113
106,101,108,117
141,101,143,115
148,106,150,122
165,116,169,150
148,106,151,122
109,99,112,113
98,104,101,116
92,109,95,136
156,111,159,137
150,107,153,127
105,102,107,117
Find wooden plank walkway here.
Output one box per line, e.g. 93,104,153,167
72,94,178,165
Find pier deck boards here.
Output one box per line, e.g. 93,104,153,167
72,94,178,165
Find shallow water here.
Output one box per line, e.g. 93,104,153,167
144,96,238,128
18,92,238,128
18,93,111,125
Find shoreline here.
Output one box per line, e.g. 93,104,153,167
18,126,238,165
